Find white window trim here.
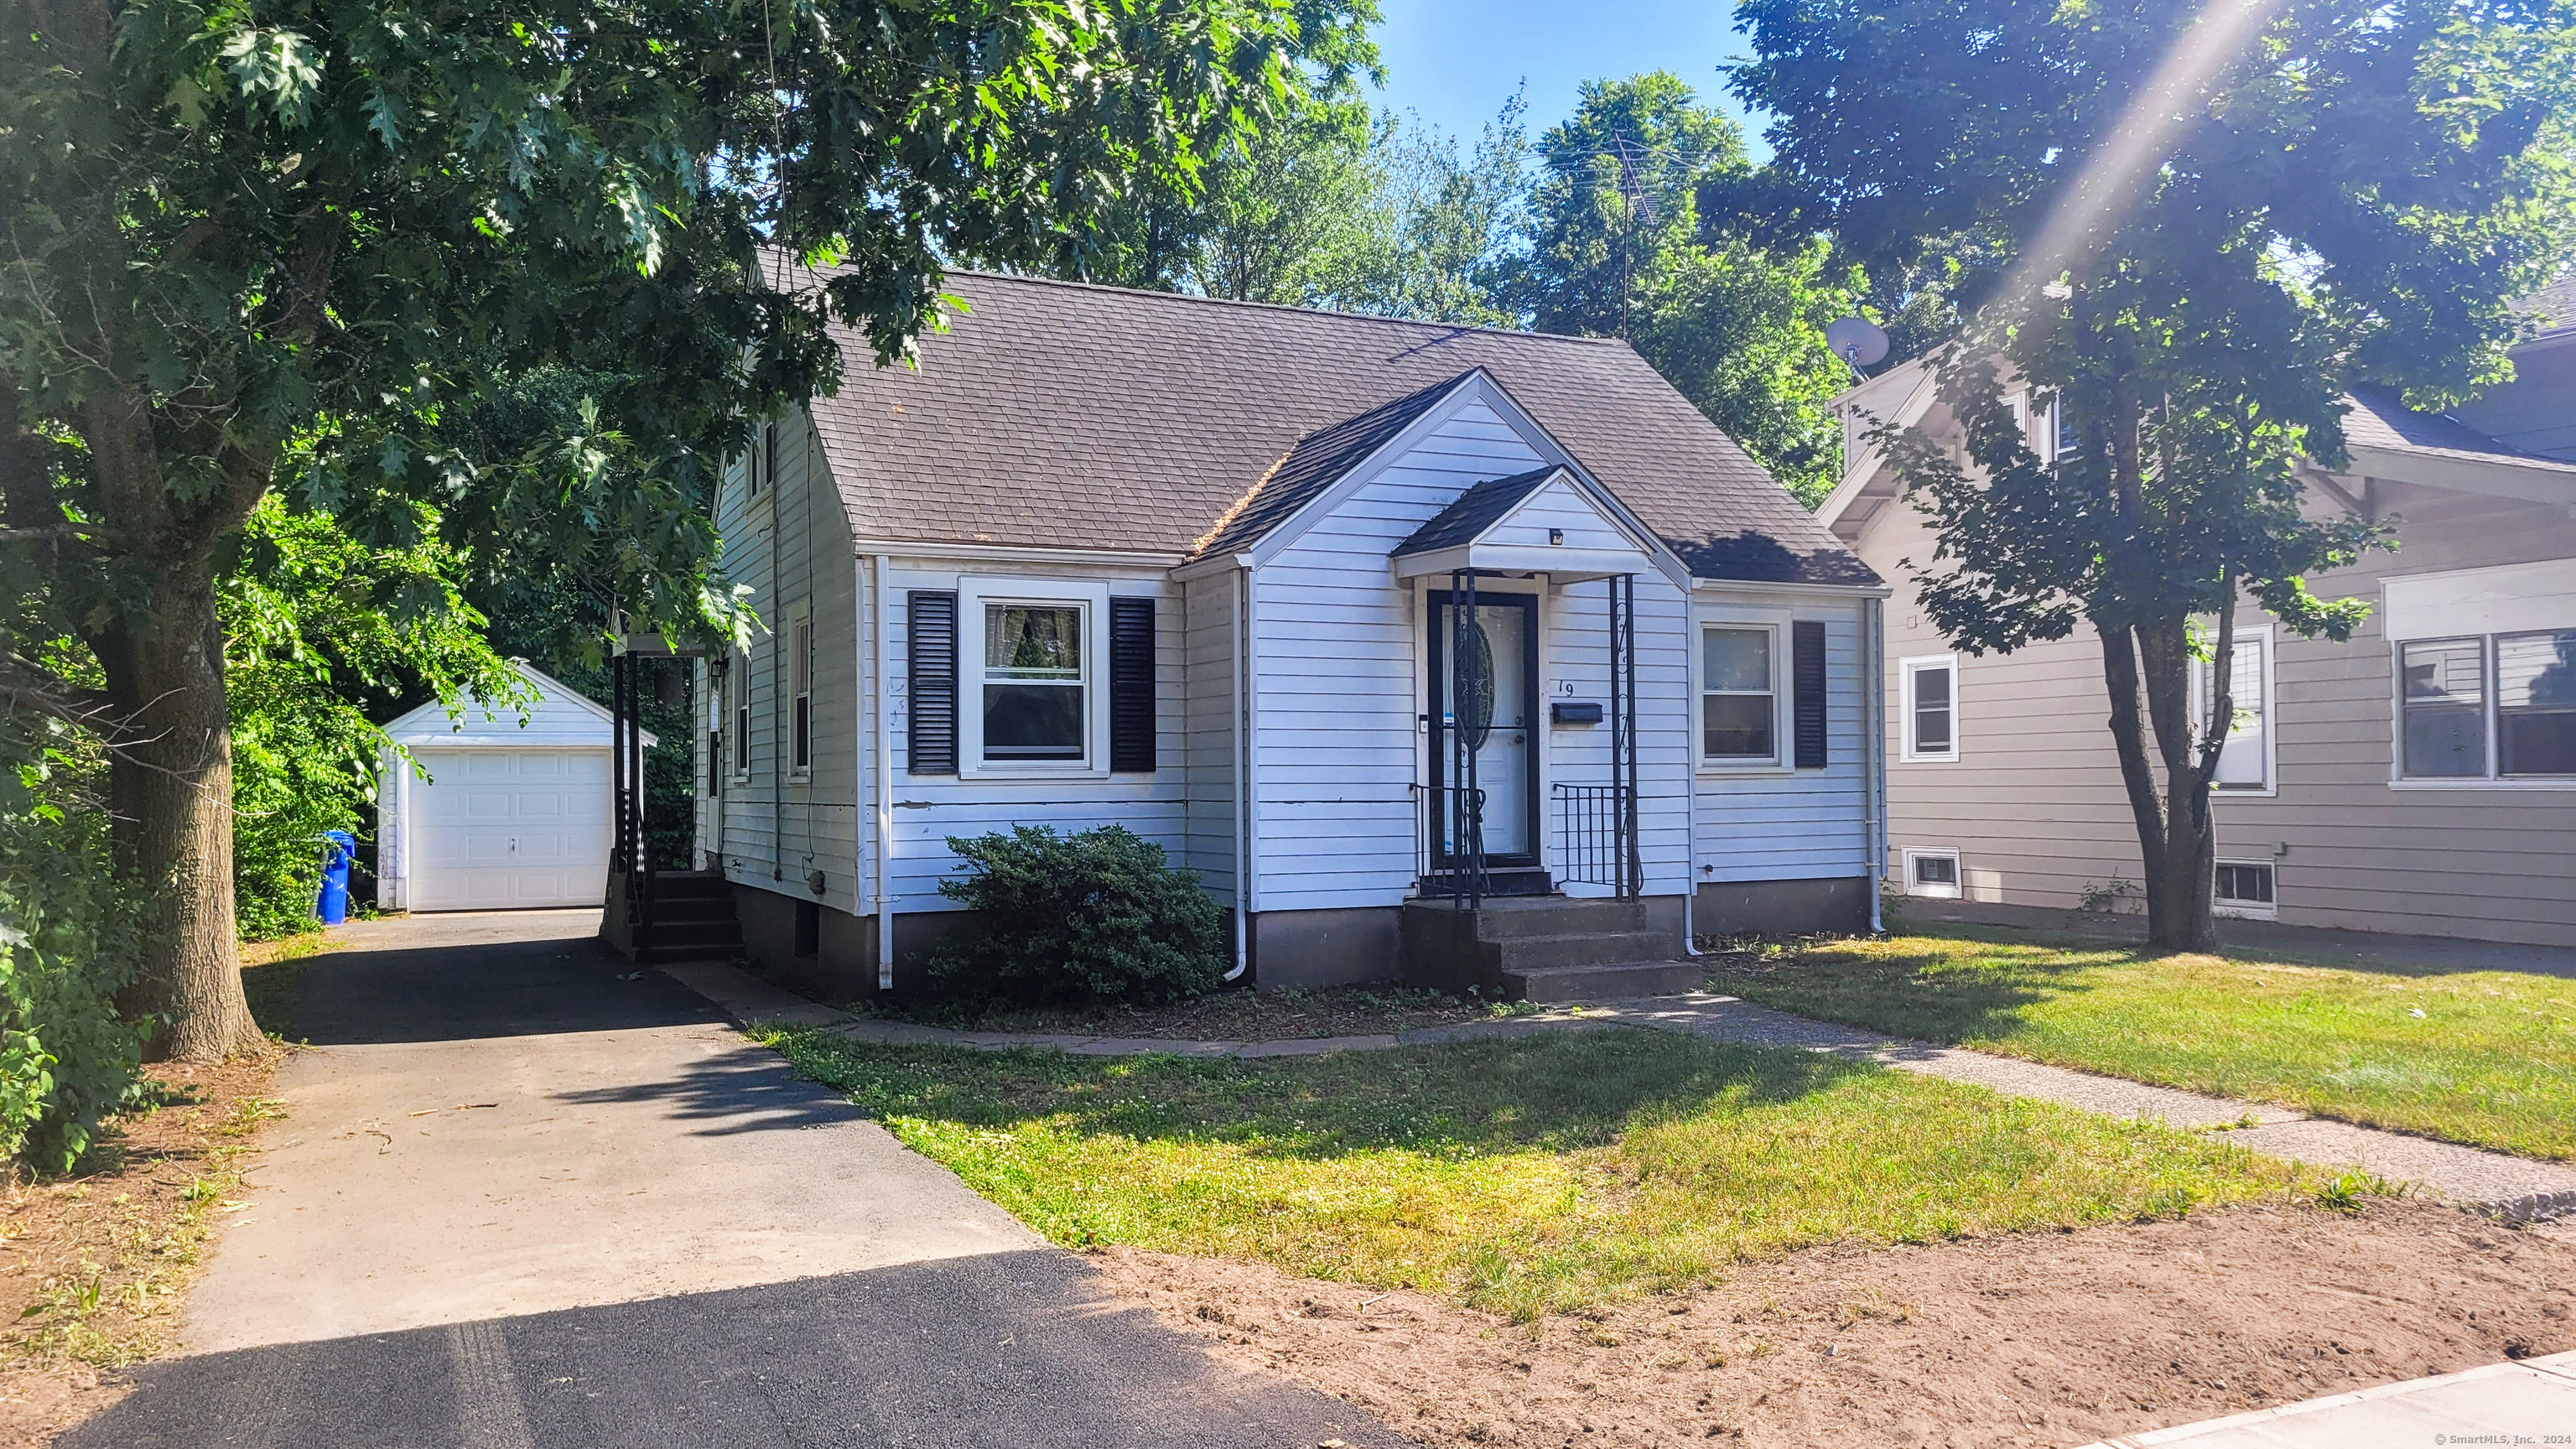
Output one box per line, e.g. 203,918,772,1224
1899,653,1960,763
787,604,814,780
2387,629,2576,791
958,576,1112,780
1903,846,1963,900
2192,623,2277,797
1694,610,1792,775
2212,859,2279,920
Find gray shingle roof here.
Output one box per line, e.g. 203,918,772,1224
2524,278,2576,340
2344,387,2576,473
803,268,1877,587
1196,372,1472,558
1392,467,1560,556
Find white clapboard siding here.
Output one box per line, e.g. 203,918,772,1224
1487,475,1639,553
1544,574,1696,897
1689,599,1873,883
702,408,864,906
1182,570,1240,899
876,560,1190,913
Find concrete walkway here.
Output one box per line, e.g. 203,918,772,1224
2072,1350,2576,1447
69,911,1405,1449
682,966,2576,1217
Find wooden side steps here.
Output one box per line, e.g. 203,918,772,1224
625,871,745,966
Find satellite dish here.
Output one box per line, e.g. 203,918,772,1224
1825,316,1891,370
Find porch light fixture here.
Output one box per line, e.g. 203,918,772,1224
1548,527,1565,544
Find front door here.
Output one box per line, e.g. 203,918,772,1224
1427,589,1540,869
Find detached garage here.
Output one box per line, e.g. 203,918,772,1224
376,666,655,912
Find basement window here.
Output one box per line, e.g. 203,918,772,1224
1904,847,1962,900
2214,860,2277,919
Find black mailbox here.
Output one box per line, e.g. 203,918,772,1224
1550,700,1604,724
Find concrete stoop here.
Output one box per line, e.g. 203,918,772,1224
1400,895,1697,1002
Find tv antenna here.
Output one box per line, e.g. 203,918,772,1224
1824,316,1890,382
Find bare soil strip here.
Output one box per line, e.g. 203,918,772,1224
1095,1198,2576,1448
0,1050,284,1446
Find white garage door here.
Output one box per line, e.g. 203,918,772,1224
409,748,612,911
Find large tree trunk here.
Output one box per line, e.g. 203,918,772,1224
101,564,265,1061
2098,618,2224,953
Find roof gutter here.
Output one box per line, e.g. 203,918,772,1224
1691,576,1893,600
849,539,1187,569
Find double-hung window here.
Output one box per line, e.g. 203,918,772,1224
730,649,752,782
789,610,813,775
1700,624,1780,766
2193,626,2274,792
1901,654,1958,762
2397,630,2576,782
957,579,1111,775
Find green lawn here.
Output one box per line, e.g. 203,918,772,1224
1716,926,2576,1161
766,1026,2331,1319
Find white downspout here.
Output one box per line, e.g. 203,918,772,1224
1226,566,1250,982
1866,595,1887,934
1680,585,1699,957
874,553,896,991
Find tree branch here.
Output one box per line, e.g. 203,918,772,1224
0,652,122,732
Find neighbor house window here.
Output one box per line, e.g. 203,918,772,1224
2214,860,2277,917
790,610,813,775
956,579,1111,774
2395,631,2576,782
1904,847,1962,900
1700,625,1779,766
2193,626,2274,792
1901,654,1958,762
2498,628,2576,777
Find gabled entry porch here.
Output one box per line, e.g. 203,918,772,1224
1388,466,1690,1000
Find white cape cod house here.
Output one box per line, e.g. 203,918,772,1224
657,271,1889,998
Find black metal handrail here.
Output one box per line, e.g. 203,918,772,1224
1416,782,1488,906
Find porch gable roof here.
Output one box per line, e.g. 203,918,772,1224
1389,465,1665,584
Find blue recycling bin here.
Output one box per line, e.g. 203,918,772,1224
316,830,356,926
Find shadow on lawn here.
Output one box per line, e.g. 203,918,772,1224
794,1027,1887,1165
1707,925,2125,1048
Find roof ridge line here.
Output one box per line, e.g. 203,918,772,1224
934,268,1624,345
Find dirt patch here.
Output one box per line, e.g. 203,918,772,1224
0,1050,285,1446
857,984,1532,1041
1096,1198,2576,1447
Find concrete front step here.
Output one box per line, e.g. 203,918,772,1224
1491,928,1681,970
1414,894,1663,939
1505,960,1703,1003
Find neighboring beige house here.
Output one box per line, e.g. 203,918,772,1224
1821,282,2576,948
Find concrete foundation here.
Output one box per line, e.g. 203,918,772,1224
1247,906,1405,991
1691,875,1872,937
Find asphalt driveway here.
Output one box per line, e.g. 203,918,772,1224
70,911,1403,1449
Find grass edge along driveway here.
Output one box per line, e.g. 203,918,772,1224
764,1026,2345,1321
1716,925,2576,1162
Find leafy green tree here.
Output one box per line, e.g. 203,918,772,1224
223,496,517,938
1307,96,1534,325
1014,0,1384,293
1188,100,1382,304
1732,0,2576,947
1,0,1311,1058
1516,74,1861,504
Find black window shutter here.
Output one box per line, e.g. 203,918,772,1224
1109,596,1157,773
1792,620,1828,769
908,591,958,774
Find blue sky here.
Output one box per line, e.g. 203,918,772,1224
1368,0,1768,155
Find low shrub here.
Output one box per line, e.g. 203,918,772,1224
928,825,1227,1006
